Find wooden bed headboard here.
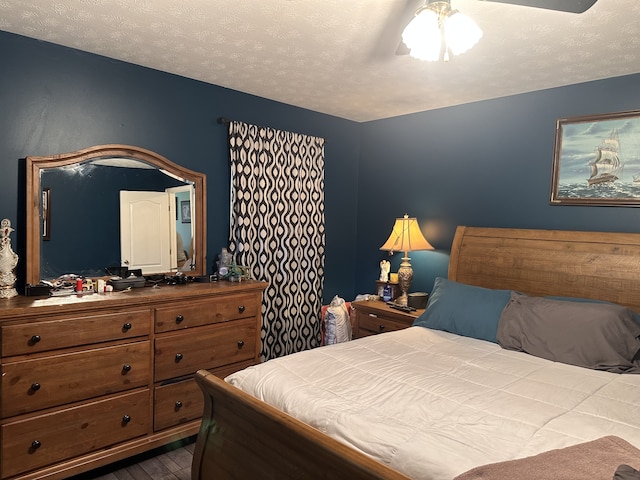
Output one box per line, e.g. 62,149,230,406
449,226,640,313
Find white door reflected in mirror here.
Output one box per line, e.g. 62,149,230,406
120,190,172,274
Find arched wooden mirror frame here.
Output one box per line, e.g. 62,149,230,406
25,144,207,285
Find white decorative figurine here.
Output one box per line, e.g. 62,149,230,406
0,218,18,298
379,259,390,282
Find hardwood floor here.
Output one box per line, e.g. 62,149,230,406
68,436,195,480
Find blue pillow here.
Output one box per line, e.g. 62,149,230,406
412,277,512,343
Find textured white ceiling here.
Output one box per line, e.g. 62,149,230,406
1,0,639,122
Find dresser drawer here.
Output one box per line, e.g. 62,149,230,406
155,319,256,381
155,293,260,332
154,378,204,431
357,314,410,337
1,341,150,417
1,309,151,356
1,388,150,479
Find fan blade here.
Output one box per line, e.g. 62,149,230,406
396,41,410,56
479,0,598,13
369,0,423,60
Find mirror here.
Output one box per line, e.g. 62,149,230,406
26,145,206,284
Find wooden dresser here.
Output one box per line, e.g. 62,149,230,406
352,300,424,338
0,280,267,480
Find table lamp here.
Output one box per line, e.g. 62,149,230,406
380,214,434,306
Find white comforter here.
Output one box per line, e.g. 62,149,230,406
226,326,640,480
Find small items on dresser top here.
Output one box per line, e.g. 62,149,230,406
215,247,252,282
28,270,220,297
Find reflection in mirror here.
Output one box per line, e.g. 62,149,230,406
26,145,206,284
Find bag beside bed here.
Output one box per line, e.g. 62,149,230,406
322,295,352,345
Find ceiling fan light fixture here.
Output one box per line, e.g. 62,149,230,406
402,0,483,62
401,8,441,61
443,11,483,56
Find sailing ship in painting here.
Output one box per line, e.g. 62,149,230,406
587,129,621,185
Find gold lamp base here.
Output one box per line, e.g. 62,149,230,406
395,255,413,307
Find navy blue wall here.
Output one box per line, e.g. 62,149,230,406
2,30,640,304
0,31,360,302
357,74,640,297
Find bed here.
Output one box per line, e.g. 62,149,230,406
191,226,640,480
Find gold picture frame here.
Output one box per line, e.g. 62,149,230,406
550,109,640,206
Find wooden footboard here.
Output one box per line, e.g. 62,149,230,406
191,369,411,480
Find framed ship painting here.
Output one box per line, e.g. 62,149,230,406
550,109,640,206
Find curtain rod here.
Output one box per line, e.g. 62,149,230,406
216,117,327,144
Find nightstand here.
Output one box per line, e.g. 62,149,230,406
352,300,425,338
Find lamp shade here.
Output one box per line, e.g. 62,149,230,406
380,215,434,254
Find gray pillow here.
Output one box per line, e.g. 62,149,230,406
497,292,640,373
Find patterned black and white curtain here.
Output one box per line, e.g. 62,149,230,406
228,121,326,361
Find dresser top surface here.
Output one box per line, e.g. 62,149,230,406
0,280,268,320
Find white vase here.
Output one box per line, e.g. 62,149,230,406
0,218,18,299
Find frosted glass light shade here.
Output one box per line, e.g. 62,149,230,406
444,12,483,56
401,9,441,62
401,1,482,62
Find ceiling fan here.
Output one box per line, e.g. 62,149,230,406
478,0,598,14
384,0,599,58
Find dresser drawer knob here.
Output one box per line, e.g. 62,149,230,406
122,414,131,425
122,322,132,331
29,335,41,345
31,440,42,450
175,314,184,324
122,364,132,373
175,353,183,362
238,305,246,313
237,340,245,349
175,400,183,410
378,325,386,332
